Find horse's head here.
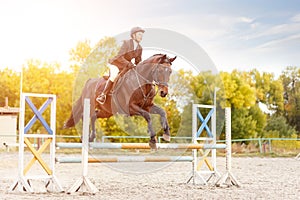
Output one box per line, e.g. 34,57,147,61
151,54,177,97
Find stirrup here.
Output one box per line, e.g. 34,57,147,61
96,94,106,104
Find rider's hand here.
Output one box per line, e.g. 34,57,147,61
128,64,135,69
127,63,135,69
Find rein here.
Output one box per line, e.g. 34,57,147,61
133,67,158,103
133,62,170,108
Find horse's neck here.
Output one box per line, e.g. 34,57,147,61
136,63,154,82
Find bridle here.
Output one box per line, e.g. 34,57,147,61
151,63,172,87
133,61,171,104
133,67,157,101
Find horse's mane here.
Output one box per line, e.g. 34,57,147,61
140,54,168,65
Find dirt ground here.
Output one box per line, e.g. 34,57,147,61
0,152,299,200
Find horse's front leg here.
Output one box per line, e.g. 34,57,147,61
131,105,157,149
150,105,170,142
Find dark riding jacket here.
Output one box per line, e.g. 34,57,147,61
109,39,142,71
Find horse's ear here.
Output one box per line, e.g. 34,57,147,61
170,56,177,63
159,54,167,63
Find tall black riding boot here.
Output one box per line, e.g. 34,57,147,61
96,80,113,104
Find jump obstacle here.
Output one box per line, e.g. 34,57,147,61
55,99,240,194
9,94,240,194
9,93,63,193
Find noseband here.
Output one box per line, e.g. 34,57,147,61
152,63,172,87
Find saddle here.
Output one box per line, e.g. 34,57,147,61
96,68,140,115
95,68,127,97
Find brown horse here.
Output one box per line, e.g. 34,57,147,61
64,54,176,149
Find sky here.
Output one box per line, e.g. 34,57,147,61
0,0,300,76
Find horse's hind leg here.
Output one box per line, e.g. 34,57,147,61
89,112,97,142
150,105,170,142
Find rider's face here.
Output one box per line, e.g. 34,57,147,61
133,32,143,43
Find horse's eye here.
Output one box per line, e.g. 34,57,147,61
166,68,171,73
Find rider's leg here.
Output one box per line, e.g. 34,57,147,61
96,80,113,104
96,64,119,104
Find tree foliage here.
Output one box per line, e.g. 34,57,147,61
21,60,75,136
280,67,300,133
219,70,256,108
70,37,119,100
0,68,20,107
264,115,296,138
0,38,299,140
249,69,284,113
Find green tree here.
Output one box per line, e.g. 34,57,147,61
218,71,265,139
231,107,256,139
249,105,267,138
231,105,266,139
21,59,75,136
264,115,296,138
175,70,220,139
169,69,194,111
0,68,20,107
281,66,300,135
71,37,119,100
219,71,256,108
249,69,284,114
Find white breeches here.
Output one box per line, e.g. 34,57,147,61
108,64,119,82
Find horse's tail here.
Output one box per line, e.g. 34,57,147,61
63,79,93,129
63,94,83,129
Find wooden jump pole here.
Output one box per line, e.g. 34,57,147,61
56,156,194,163
66,98,98,194
215,107,241,187
56,142,226,150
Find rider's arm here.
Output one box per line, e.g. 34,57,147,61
134,47,142,66
113,40,135,69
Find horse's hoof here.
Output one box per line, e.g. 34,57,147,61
89,133,96,142
62,123,68,129
162,134,170,142
149,136,157,150
149,141,157,150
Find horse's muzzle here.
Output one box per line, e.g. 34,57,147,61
160,90,168,97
